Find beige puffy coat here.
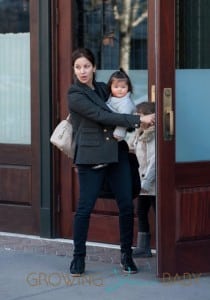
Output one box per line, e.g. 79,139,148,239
127,126,156,195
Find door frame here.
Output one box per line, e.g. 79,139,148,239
52,0,161,242
154,0,176,276
38,0,54,237
51,0,74,238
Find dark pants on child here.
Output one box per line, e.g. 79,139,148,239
137,195,156,232
73,142,134,257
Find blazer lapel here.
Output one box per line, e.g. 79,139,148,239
79,81,112,112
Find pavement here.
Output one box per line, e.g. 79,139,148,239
0,233,210,300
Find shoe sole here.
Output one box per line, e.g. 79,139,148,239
120,263,138,274
70,272,84,277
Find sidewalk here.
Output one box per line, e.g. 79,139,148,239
0,232,209,300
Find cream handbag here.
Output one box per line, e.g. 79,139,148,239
50,114,74,158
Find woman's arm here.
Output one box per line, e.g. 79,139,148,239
68,89,141,128
68,89,155,129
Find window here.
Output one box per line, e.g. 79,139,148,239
73,0,148,103
0,0,30,144
176,0,210,69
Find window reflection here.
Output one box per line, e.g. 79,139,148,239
0,0,31,144
73,0,148,71
176,0,210,68
0,0,29,33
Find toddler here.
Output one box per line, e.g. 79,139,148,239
106,68,137,140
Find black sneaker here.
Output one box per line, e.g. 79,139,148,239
120,253,138,274
70,256,85,277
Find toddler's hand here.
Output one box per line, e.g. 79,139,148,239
113,134,123,141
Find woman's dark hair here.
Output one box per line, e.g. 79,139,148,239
137,101,155,115
107,68,133,94
72,48,95,67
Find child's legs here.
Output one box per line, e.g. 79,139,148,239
151,196,156,214
137,195,155,232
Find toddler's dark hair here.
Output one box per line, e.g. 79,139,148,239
107,68,133,94
137,101,155,115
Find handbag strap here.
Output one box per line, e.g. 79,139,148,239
66,114,71,122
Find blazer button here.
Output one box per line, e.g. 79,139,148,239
106,137,110,140
104,128,107,132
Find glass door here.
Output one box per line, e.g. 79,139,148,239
176,0,210,162
0,0,30,144
155,0,210,276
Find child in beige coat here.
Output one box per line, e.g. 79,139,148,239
127,101,156,257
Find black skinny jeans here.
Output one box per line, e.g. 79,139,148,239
137,195,156,232
73,141,134,257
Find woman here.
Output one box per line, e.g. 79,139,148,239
67,48,155,276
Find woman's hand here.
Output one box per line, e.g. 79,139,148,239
140,113,155,125
140,188,149,194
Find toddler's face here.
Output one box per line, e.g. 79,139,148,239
111,79,129,98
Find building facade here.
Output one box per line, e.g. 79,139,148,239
0,0,210,276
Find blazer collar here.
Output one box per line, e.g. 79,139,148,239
74,79,111,112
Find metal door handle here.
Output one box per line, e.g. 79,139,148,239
165,110,174,136
163,88,174,140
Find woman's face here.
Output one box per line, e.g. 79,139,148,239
73,57,96,87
